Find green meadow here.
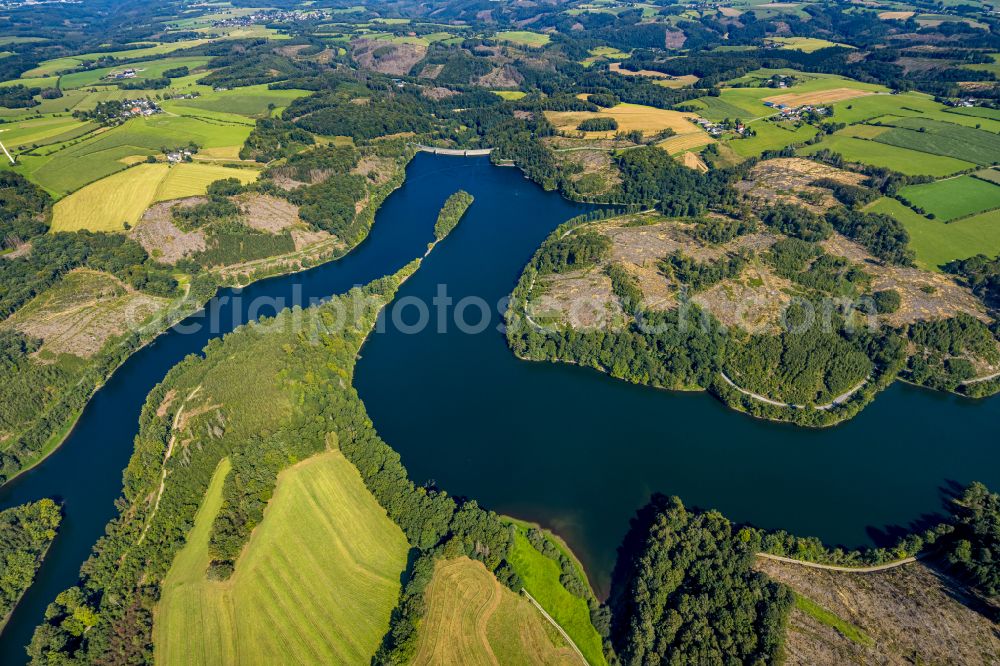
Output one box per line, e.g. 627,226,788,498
865,197,1000,269
898,175,1000,221
798,134,975,176
508,529,606,666
165,85,311,118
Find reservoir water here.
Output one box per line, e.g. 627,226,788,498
1,153,997,659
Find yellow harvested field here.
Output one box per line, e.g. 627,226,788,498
154,451,409,666
609,61,670,78
155,163,258,201
718,6,743,16
879,10,915,19
197,145,245,160
545,103,708,139
51,163,259,232
413,557,578,666
654,74,699,88
659,132,715,154
763,87,875,107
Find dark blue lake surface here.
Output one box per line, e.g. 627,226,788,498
1,153,997,659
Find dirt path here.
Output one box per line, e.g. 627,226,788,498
521,590,588,665
962,370,1000,385
756,552,917,573
137,385,201,545
719,372,868,410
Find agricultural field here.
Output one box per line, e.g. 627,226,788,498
495,30,551,47
0,269,169,359
798,134,975,176
492,90,526,100
897,175,1000,221
20,39,212,77
154,451,409,666
58,56,212,90
545,102,709,142
50,163,259,232
687,71,886,122
765,36,853,52
509,530,606,666
871,117,1000,167
10,114,254,195
162,85,311,119
865,197,1000,269
0,116,97,149
412,558,578,665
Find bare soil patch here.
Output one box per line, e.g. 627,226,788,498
755,557,1000,666
664,29,686,49
234,193,301,233
2,269,168,359
419,63,444,80
678,151,709,172
132,198,207,264
421,86,457,100
535,268,623,330
736,157,865,212
351,155,397,186
350,38,426,76
692,262,793,333
822,234,987,326
475,64,524,88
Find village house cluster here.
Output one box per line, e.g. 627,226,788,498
119,98,159,118
210,9,329,29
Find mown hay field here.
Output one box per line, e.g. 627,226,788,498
659,131,715,154
865,197,1000,269
153,451,409,666
50,162,258,232
0,116,96,149
898,175,1000,221
798,134,975,176
413,557,579,665
545,103,707,139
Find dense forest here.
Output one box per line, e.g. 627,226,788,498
433,190,473,241
0,499,61,629
608,494,792,665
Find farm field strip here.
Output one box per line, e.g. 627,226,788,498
154,451,409,666
798,134,975,176
50,162,259,232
